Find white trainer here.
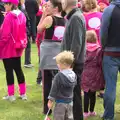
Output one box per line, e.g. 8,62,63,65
20,94,27,100
3,95,16,102
24,64,34,68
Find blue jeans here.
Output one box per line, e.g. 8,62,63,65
103,55,120,120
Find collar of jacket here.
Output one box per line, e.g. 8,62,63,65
66,7,79,20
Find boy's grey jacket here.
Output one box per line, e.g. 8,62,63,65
48,69,77,102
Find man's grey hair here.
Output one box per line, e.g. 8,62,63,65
67,0,78,6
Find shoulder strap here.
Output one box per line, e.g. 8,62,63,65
52,16,58,27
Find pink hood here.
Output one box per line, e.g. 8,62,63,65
87,43,101,52
0,10,27,59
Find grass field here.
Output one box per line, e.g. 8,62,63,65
0,44,120,120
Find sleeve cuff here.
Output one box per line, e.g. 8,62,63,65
48,96,55,101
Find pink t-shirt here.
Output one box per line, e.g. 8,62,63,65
84,12,102,45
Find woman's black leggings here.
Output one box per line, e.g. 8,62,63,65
84,90,96,113
3,57,25,85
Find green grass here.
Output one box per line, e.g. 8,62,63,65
0,44,120,120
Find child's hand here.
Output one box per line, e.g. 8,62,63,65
47,100,53,109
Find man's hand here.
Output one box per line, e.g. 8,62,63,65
47,100,53,109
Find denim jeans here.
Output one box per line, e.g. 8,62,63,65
103,55,120,120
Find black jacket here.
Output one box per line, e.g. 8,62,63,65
25,0,39,17
0,2,5,26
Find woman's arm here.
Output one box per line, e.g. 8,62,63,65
37,15,53,33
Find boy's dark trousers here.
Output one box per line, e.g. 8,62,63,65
24,36,31,65
73,63,84,120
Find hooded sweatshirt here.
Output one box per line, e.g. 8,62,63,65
0,9,27,59
48,69,77,103
100,0,120,52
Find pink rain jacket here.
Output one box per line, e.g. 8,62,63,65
81,43,105,92
0,10,27,59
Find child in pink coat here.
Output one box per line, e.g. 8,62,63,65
0,0,27,101
81,30,104,119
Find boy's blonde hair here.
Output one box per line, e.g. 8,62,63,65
55,51,75,66
86,30,97,43
82,0,97,12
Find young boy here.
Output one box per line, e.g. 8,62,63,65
47,51,77,120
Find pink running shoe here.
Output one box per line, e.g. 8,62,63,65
83,112,90,118
89,111,97,116
46,117,51,120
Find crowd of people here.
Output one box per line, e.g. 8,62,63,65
0,0,120,120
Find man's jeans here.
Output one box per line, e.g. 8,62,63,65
103,55,120,120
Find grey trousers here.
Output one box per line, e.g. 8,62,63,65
53,102,73,120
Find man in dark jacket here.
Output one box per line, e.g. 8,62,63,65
25,0,39,43
100,0,120,120
61,0,86,120
0,0,5,26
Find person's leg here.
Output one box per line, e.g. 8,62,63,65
13,57,26,97
3,58,15,96
73,64,83,120
36,15,41,26
53,103,66,120
36,69,42,84
89,91,96,116
24,36,33,67
42,70,52,114
83,91,90,119
30,16,36,43
98,88,104,98
103,56,120,120
84,91,89,113
36,57,42,84
66,102,73,120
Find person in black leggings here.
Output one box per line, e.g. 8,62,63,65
0,0,27,101
3,57,26,97
37,0,66,115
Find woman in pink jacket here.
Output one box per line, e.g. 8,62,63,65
0,0,27,101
